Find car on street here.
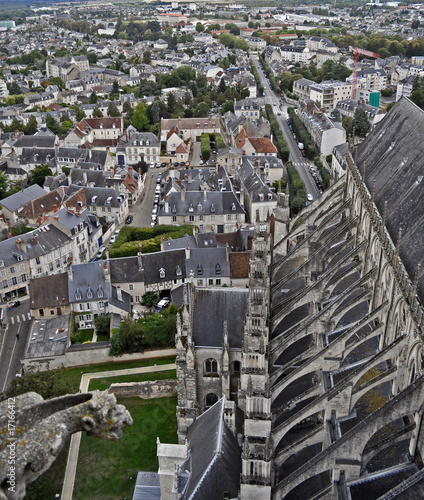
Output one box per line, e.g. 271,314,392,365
156,174,161,184
109,235,117,244
173,162,179,167
150,162,155,168
125,215,133,224
161,162,166,167
307,194,313,202
96,246,106,259
185,161,190,167
199,160,204,165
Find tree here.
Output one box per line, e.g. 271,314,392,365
93,107,103,118
151,100,160,124
29,164,52,187
221,100,234,114
167,92,177,114
74,106,86,121
90,91,98,104
196,22,205,33
8,81,21,95
5,364,74,400
109,317,144,356
46,113,61,135
141,291,159,308
107,102,120,117
132,101,149,131
143,50,151,64
0,171,8,199
352,107,371,136
94,315,110,338
133,159,149,175
111,80,120,98
194,102,209,117
25,115,38,135
86,51,98,64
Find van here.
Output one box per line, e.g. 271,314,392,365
96,246,106,260
154,297,170,313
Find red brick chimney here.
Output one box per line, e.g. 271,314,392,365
54,215,59,221
53,204,58,213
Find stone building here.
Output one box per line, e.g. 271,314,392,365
155,97,424,499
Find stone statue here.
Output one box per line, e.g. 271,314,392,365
0,390,133,500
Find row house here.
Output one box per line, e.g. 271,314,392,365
1,184,46,225
0,224,74,303
63,117,124,150
64,185,129,225
105,166,145,206
158,189,245,234
309,80,353,113
116,129,160,166
234,99,260,120
161,117,221,143
46,55,89,80
299,99,346,156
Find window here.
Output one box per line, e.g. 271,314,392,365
39,309,44,317
215,263,221,275
50,309,55,316
197,279,203,286
135,295,140,303
204,358,218,375
87,288,93,299
79,303,84,311
209,279,213,285
159,268,165,279
205,393,218,408
216,278,221,285
129,284,134,291
36,257,41,265
37,268,42,274
9,267,16,274
19,264,25,271
98,301,105,308
172,216,177,222
0,270,5,277
197,264,203,275
49,263,54,272
189,215,194,222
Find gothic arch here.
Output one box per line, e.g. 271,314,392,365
204,358,218,375
205,392,218,408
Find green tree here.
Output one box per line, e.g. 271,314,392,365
221,100,234,114
46,113,61,135
352,107,371,136
151,100,160,124
109,318,144,356
107,101,120,117
167,92,177,114
93,107,103,118
90,91,98,104
410,89,424,110
29,164,52,187
25,115,38,135
194,102,209,117
196,22,205,33
143,50,151,64
86,51,98,64
5,364,74,400
94,315,110,338
132,101,149,131
74,106,86,121
0,171,8,199
8,81,21,95
141,291,159,308
111,80,120,98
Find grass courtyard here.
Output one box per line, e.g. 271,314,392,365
74,396,178,500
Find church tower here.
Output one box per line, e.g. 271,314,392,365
239,217,273,499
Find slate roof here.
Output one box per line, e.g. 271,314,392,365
18,187,67,220
357,97,424,303
192,287,248,348
186,247,230,279
29,273,69,309
1,184,46,213
238,158,277,203
109,256,145,284
161,191,245,217
141,249,186,284
12,135,56,149
68,262,111,304
19,147,56,165
162,231,222,251
178,397,241,500
26,314,71,359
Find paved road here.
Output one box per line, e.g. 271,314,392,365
0,298,32,395
61,362,177,500
251,56,321,202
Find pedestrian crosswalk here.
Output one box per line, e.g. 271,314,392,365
292,162,311,168
9,313,31,325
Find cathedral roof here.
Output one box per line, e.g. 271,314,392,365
357,97,424,302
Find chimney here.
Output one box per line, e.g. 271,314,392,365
181,185,186,202
165,198,169,212
226,242,229,261
37,217,42,227
203,189,207,202
53,204,58,213
54,215,59,222
7,232,12,239
103,259,109,281
44,215,49,222
116,286,122,302
32,233,38,245
185,245,190,260
83,170,88,185
67,257,73,280
128,166,134,178
138,243,143,271
68,207,75,215
187,172,192,183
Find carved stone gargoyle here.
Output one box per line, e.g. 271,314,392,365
0,390,133,500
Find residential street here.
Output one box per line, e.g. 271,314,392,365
251,56,321,201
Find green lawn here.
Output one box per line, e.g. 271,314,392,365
96,333,109,342
61,355,176,393
78,329,94,342
88,369,176,391
74,396,178,500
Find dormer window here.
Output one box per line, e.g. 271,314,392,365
215,263,221,275
189,204,194,213
176,265,182,277
197,264,203,275
172,205,177,213
97,286,104,298
86,287,93,299
100,123,103,128
197,202,202,211
231,203,236,211
146,140,150,145
159,267,165,279
210,204,215,213
75,289,82,300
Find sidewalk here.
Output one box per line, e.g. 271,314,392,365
61,363,176,500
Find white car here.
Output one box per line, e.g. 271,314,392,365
110,235,117,244
307,194,313,202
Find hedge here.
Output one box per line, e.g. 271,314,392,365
259,55,281,93
288,107,316,159
200,133,211,161
109,225,194,258
214,133,226,149
314,157,330,190
265,104,290,163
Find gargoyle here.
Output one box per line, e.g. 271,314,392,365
0,390,133,500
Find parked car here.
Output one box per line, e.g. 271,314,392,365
154,297,170,313
96,246,106,259
173,162,179,167
150,162,155,169
185,161,190,167
110,235,117,244
199,160,204,165
307,194,313,202
161,162,167,167
125,215,133,224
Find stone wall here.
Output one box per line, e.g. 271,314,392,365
108,379,177,399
